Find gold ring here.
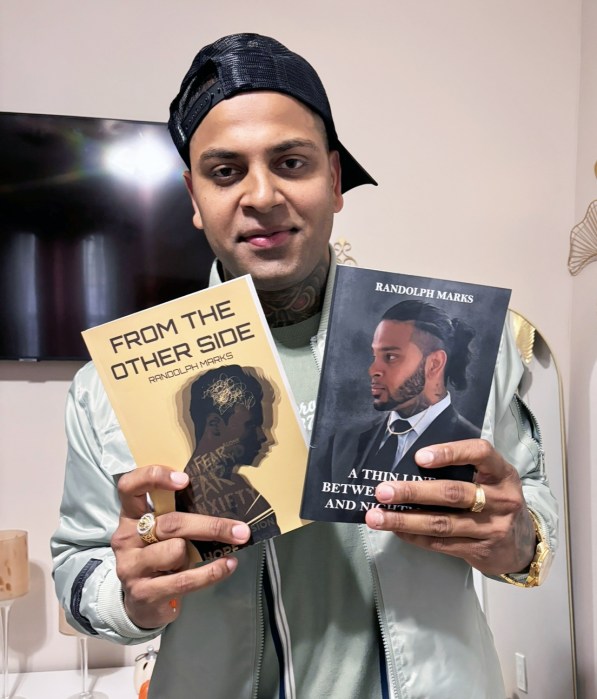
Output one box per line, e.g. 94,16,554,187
470,484,486,513
137,512,160,544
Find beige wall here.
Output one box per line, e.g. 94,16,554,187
0,0,589,690
570,1,597,698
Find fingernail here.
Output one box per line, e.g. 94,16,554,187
232,524,250,540
377,484,394,502
368,510,384,527
416,449,434,466
226,557,238,572
170,471,189,486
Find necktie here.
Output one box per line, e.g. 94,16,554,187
374,419,412,469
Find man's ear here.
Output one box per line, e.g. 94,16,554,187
183,170,204,230
329,151,344,214
425,349,447,378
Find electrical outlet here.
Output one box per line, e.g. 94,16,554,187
515,652,528,693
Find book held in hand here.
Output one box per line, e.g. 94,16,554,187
82,276,309,561
300,265,511,523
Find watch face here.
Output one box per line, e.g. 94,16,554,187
534,544,553,586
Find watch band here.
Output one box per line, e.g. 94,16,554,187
500,509,553,588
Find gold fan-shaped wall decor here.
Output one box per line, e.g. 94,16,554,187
568,200,597,276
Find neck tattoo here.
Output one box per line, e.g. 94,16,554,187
258,260,329,328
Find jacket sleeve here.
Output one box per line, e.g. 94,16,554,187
481,314,559,567
51,362,164,645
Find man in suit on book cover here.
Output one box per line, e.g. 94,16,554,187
302,299,480,518
333,299,480,484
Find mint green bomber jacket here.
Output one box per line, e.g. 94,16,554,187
52,290,557,699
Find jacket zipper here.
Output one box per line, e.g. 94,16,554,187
512,394,549,541
309,333,323,371
358,526,403,699
513,393,545,472
251,544,267,699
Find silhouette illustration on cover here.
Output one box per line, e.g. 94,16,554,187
176,365,280,555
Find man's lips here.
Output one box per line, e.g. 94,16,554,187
239,227,299,249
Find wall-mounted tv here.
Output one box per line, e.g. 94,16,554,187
0,111,214,361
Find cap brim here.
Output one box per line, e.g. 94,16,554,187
336,140,378,193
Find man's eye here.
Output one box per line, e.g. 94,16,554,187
211,166,240,180
279,158,305,171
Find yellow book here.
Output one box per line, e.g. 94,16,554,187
82,275,309,561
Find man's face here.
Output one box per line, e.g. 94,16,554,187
223,403,267,466
369,320,427,412
183,91,344,292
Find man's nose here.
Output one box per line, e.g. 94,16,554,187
369,359,381,377
240,167,283,212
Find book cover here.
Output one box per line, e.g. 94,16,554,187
301,265,511,523
82,275,309,561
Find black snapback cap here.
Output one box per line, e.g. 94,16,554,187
168,33,377,193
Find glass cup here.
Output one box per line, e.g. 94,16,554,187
58,608,108,699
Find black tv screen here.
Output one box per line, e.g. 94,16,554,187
0,111,214,360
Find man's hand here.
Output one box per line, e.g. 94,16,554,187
364,439,536,576
112,465,251,630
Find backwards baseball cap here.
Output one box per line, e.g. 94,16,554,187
168,33,377,193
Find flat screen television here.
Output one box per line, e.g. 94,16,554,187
0,111,215,360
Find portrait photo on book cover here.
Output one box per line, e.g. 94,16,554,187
301,267,510,522
175,364,282,557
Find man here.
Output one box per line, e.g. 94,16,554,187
346,299,479,477
303,299,481,520
175,364,281,558
52,33,557,698
367,298,479,464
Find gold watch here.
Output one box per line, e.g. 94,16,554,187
500,510,553,588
